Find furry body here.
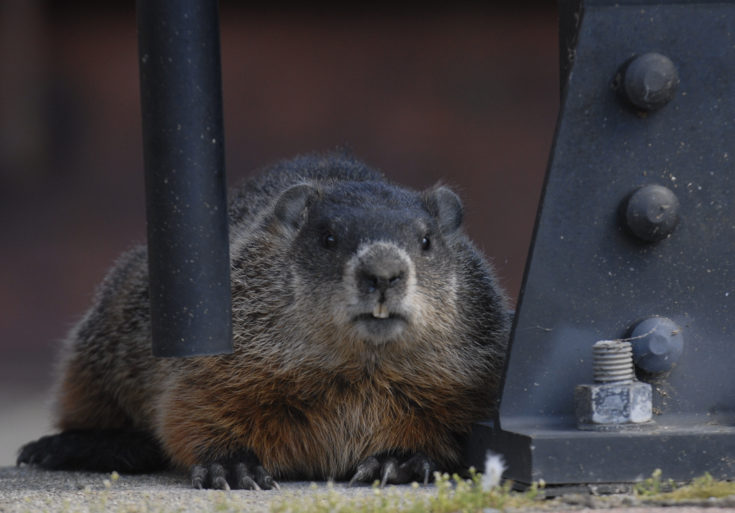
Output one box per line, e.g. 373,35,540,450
20,152,509,486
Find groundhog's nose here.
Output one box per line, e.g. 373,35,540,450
354,243,410,302
358,270,405,296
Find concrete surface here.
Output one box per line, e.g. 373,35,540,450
5,466,735,513
0,466,430,513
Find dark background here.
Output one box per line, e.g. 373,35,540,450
0,0,558,454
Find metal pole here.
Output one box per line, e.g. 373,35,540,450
137,0,232,357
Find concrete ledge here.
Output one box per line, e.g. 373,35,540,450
0,466,397,513
6,466,735,513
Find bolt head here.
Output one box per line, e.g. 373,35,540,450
622,52,679,111
624,184,680,242
630,317,684,374
575,381,652,426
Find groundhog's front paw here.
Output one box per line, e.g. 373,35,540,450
190,449,278,490
349,452,436,487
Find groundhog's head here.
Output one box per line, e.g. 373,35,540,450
268,178,467,353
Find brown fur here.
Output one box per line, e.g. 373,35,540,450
42,151,509,480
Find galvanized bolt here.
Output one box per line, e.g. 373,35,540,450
630,317,683,374
575,340,653,428
624,184,680,242
621,52,679,111
593,339,635,383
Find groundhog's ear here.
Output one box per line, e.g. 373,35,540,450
273,184,319,232
424,186,464,234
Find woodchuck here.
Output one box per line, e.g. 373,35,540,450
18,151,510,490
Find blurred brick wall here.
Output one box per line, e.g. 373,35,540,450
0,3,558,379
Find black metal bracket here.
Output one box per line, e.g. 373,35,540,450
467,0,735,485
137,0,232,357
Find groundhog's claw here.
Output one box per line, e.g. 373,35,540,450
379,458,399,487
255,465,280,490
349,452,436,487
190,450,277,490
192,462,232,490
348,456,381,486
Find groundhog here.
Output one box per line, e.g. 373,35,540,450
18,151,510,490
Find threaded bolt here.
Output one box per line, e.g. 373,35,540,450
575,339,653,428
593,340,635,384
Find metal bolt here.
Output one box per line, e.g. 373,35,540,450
621,52,679,111
624,184,680,242
575,340,653,428
593,340,635,384
630,317,683,374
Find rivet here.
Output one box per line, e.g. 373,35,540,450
623,184,680,242
619,52,679,111
629,317,683,374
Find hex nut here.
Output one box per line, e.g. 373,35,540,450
575,381,652,426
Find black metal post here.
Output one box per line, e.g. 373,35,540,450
466,0,735,485
137,0,232,357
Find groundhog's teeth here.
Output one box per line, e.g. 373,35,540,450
373,304,390,319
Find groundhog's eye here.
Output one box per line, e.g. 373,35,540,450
421,235,431,251
322,232,337,249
